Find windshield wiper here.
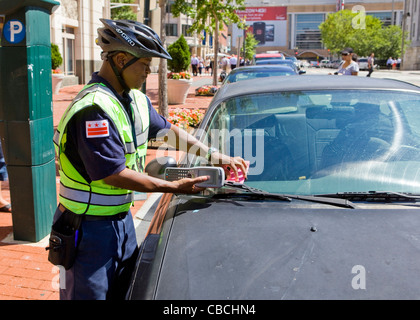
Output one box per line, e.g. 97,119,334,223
216,182,356,209
315,191,420,203
213,182,291,202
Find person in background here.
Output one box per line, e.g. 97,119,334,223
0,141,11,213
191,54,199,76
367,52,375,77
229,54,237,70
387,57,393,70
334,47,359,76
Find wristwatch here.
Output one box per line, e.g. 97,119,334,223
205,147,218,161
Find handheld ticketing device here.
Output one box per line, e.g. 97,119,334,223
164,167,225,188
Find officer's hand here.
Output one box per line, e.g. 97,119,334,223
172,176,209,194
210,152,248,181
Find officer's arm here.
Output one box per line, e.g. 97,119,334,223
103,168,208,194
168,124,248,180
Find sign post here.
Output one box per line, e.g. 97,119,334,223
0,0,59,242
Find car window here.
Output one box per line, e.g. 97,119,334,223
197,90,420,195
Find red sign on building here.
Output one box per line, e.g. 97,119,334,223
236,6,287,21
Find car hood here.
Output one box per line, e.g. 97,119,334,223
154,198,420,300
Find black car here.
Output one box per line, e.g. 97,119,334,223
129,76,420,300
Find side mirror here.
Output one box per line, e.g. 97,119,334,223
145,156,177,179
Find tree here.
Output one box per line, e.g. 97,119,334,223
171,0,246,86
167,35,191,72
51,43,63,70
319,9,407,59
111,0,137,20
244,32,259,61
158,0,169,118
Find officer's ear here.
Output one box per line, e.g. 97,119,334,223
113,52,130,69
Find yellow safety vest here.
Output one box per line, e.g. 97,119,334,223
53,83,149,215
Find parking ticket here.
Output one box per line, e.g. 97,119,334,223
224,161,250,184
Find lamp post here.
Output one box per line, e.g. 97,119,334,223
400,0,410,70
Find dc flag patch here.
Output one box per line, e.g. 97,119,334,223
86,120,110,138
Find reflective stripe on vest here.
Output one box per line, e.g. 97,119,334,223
54,83,149,215
60,184,135,206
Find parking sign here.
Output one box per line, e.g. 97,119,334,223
3,19,25,44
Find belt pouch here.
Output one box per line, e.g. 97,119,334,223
46,209,83,270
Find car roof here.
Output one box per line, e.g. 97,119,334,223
210,75,420,109
229,65,295,73
255,53,283,58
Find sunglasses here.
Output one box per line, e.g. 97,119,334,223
341,53,350,56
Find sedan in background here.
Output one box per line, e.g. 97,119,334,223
253,52,285,64
129,76,420,300
255,59,306,74
223,65,298,84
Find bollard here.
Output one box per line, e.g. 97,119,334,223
0,0,59,242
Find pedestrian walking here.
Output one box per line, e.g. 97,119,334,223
367,52,374,77
50,18,247,300
191,54,199,76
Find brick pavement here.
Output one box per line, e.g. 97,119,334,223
0,73,214,300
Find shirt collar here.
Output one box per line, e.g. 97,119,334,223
88,72,132,107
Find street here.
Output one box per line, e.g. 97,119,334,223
303,66,420,86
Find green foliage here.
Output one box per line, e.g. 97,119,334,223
171,0,246,39
111,0,137,21
244,32,259,61
51,43,63,70
319,9,407,59
167,35,191,73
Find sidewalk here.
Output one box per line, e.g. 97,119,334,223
0,73,215,300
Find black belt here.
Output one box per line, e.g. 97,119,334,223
58,204,128,221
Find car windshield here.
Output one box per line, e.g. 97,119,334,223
195,89,420,195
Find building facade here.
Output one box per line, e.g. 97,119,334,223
235,0,411,63
50,0,110,86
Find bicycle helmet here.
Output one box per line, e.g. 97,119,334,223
97,18,171,60
96,19,171,93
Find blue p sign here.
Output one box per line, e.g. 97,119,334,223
3,19,25,44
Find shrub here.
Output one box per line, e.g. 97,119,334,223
167,35,191,73
51,43,63,70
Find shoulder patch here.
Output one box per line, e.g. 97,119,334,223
86,120,109,138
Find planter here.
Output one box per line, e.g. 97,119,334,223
52,73,65,94
167,78,193,105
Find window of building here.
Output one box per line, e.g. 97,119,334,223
369,12,392,27
166,0,174,13
62,26,75,75
166,23,178,36
182,24,191,36
295,14,325,49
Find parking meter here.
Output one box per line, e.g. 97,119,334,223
0,0,59,241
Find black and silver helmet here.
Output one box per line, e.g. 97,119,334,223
97,18,171,60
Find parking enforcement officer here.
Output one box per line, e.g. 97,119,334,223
52,19,247,300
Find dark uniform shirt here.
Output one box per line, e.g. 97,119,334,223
65,72,171,183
